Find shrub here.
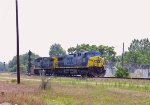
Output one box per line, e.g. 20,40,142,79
115,66,129,78
11,79,17,83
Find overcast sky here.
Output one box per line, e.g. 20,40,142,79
0,0,150,63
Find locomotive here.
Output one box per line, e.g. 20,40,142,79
33,51,106,77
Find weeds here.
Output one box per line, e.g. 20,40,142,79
10,79,17,83
1,75,150,105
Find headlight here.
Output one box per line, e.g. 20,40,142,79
94,60,101,63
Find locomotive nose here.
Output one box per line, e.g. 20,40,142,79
94,56,102,66
95,56,101,63
87,56,104,67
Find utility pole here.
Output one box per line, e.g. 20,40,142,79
16,0,20,84
3,62,5,72
28,50,32,75
122,42,124,68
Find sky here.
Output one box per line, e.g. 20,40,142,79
0,0,150,63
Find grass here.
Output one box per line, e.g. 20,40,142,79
0,73,150,105
51,77,150,92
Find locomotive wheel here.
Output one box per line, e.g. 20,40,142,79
81,74,87,78
99,72,106,77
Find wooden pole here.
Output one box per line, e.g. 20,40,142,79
16,0,20,84
28,50,32,75
122,42,124,68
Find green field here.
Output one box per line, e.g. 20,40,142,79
0,73,150,105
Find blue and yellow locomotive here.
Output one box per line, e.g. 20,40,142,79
34,51,106,77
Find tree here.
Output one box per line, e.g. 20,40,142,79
0,62,5,71
67,47,76,54
100,45,116,62
124,38,150,64
8,52,39,72
49,43,66,57
124,51,140,63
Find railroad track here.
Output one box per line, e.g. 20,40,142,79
44,75,150,80
32,72,150,80
97,77,150,80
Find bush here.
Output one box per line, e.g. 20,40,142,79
115,66,129,78
11,79,17,83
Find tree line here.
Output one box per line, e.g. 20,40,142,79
8,52,39,73
0,62,6,71
1,38,150,72
49,38,150,65
124,38,150,65
50,43,116,62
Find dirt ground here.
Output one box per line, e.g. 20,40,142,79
0,73,150,105
0,82,37,94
